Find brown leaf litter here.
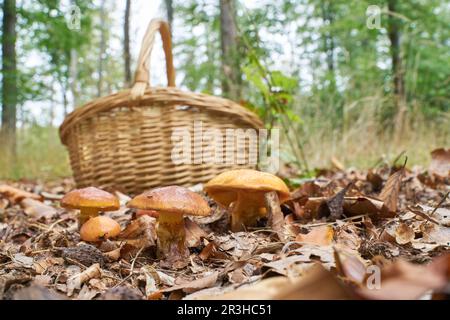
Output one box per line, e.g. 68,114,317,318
0,151,449,300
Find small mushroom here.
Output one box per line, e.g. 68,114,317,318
80,216,121,242
60,187,120,228
127,186,210,266
204,169,290,232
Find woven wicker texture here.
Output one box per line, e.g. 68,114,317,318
59,19,264,195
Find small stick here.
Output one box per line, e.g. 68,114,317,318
113,246,145,288
429,191,449,217
66,263,101,296
292,214,368,228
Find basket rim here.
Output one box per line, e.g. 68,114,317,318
59,87,264,145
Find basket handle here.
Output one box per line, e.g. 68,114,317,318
130,19,175,100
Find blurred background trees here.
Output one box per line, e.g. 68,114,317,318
1,0,449,179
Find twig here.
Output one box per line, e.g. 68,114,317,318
407,206,440,225
47,218,71,232
113,246,145,288
429,191,449,217
65,257,87,270
293,214,368,228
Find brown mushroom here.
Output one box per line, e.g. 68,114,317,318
60,187,120,228
80,216,121,242
204,169,290,232
127,186,210,266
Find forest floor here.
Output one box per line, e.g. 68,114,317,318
0,149,449,300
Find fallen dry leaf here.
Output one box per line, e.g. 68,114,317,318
295,225,334,246
13,283,67,300
429,148,450,178
420,223,450,246
334,248,368,284
161,272,219,294
98,286,143,300
343,196,390,217
319,183,352,219
303,197,325,219
367,170,383,192
379,167,405,213
192,276,294,300
118,215,156,256
356,255,449,300
185,218,207,247
273,264,355,299
195,264,354,300
140,266,161,299
20,198,58,220
395,223,415,245
199,241,228,261
0,185,42,203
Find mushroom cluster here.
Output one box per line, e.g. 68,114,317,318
60,169,290,266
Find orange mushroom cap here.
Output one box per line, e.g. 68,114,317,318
204,169,290,206
80,216,121,242
127,186,210,217
61,187,119,211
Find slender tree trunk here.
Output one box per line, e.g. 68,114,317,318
69,49,78,111
164,0,173,31
62,79,68,119
387,0,407,140
97,0,107,97
219,0,241,101
320,0,335,75
124,0,132,87
49,84,55,126
1,0,17,159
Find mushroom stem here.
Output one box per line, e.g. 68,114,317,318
157,212,188,262
231,192,267,232
78,207,100,228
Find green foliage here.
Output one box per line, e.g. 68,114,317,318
0,125,70,180
1,0,449,180
173,0,221,94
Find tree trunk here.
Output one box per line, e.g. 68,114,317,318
69,49,78,111
320,0,335,74
164,0,174,31
62,79,68,119
124,0,132,87
387,0,407,140
219,0,241,101
97,0,107,97
1,0,17,159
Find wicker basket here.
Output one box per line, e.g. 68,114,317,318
59,19,264,195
